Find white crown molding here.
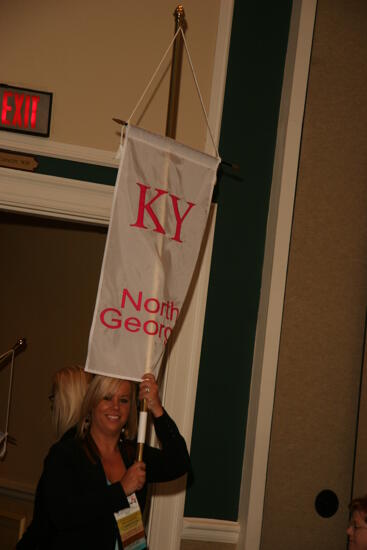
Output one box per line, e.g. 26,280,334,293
0,167,113,225
0,130,119,167
182,517,240,544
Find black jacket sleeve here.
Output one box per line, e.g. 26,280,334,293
143,409,191,483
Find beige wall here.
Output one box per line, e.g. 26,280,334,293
0,214,107,493
261,1,367,549
2,0,221,153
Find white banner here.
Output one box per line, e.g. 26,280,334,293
85,125,219,381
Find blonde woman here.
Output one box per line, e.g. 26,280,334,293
36,373,190,550
17,365,92,550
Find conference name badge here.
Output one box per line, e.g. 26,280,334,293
114,492,147,550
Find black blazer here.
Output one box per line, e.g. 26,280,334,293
17,411,190,550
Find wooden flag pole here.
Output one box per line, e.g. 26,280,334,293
165,4,186,139
136,5,186,462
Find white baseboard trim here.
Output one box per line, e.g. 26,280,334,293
0,479,36,502
182,517,240,544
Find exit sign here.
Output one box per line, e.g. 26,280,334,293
0,84,52,137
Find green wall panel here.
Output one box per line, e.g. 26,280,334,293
184,0,293,521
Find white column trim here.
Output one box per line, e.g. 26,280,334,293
237,1,318,549
147,2,234,548
147,205,217,550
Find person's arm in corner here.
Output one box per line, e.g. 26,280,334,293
144,409,191,483
138,374,191,483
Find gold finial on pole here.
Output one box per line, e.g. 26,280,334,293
175,4,185,25
165,5,186,139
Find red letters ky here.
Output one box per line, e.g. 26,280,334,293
130,182,195,243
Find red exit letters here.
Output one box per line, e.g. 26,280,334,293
1,91,40,129
0,84,52,136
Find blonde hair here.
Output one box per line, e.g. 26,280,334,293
51,366,92,437
78,375,137,440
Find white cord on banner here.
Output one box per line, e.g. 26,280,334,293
0,350,15,459
126,27,220,160
179,28,220,159
115,120,128,159
127,28,181,125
